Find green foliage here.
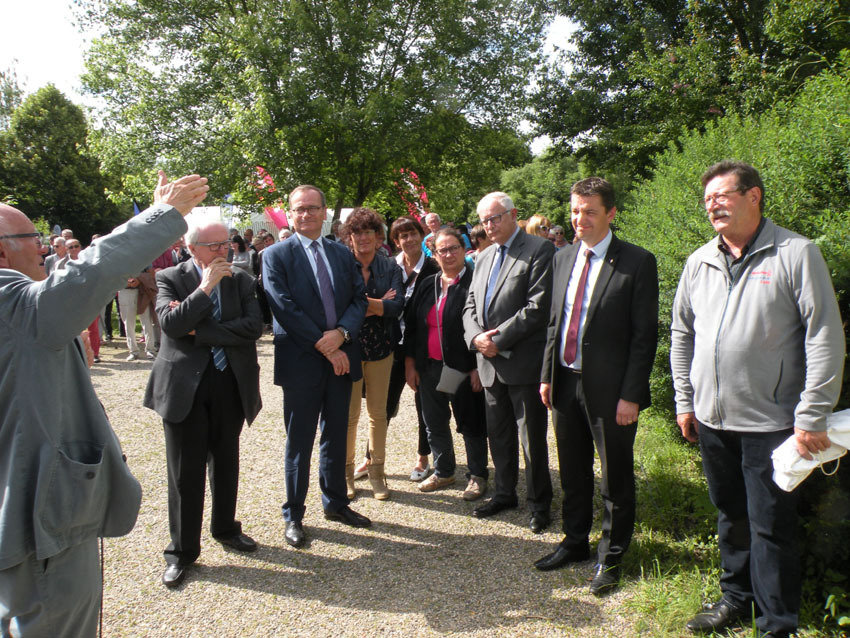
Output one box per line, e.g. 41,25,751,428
535,0,850,177
499,149,582,229
0,86,123,242
79,0,549,216
619,57,850,413
0,67,24,130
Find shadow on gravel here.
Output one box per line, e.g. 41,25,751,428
189,521,602,634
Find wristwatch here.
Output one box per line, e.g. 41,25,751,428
337,326,351,343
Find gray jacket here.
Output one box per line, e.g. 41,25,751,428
670,219,844,433
0,204,187,569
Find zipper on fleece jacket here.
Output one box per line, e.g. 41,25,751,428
709,241,771,430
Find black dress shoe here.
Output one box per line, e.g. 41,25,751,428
285,521,306,548
218,533,258,552
472,498,518,518
324,505,371,528
533,545,590,571
685,599,749,633
529,512,551,533
589,563,620,596
162,564,186,588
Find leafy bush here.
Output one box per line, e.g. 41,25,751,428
619,54,850,415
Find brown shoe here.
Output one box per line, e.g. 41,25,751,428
462,475,487,501
419,473,455,492
345,464,357,500
367,464,390,500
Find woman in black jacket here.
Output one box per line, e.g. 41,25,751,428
404,228,489,500
344,207,404,501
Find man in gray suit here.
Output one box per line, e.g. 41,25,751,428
462,191,555,532
144,220,263,589
0,172,208,637
43,236,67,274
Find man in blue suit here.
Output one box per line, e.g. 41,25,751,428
263,185,370,548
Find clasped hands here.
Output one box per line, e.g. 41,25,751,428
472,329,500,358
315,328,348,375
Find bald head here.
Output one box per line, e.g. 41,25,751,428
0,204,47,281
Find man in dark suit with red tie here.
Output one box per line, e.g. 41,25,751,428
144,220,263,589
536,177,658,596
262,185,370,549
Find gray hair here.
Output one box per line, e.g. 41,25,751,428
185,220,227,247
476,192,515,217
424,212,441,224
52,237,66,247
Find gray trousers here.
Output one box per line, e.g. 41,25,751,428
0,538,100,637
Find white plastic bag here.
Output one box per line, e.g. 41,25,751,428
771,409,850,492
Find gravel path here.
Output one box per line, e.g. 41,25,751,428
92,334,636,637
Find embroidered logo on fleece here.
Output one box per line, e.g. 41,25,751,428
749,270,772,284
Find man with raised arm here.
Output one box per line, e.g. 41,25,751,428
0,172,208,637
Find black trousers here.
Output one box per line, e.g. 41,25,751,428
385,344,431,457
553,368,636,567
163,360,245,566
699,426,801,634
483,377,552,513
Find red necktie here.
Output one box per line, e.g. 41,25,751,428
563,249,593,366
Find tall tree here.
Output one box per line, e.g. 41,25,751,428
79,0,550,217
534,0,850,177
0,86,121,240
0,67,24,130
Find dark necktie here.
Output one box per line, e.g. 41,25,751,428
563,249,593,366
484,245,507,328
209,287,228,370
311,240,337,330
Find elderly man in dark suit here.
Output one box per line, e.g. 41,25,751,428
536,177,658,596
144,219,263,589
462,191,556,533
262,185,369,549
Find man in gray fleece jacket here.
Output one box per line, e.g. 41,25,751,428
671,160,845,638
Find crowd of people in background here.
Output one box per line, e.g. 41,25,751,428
1,161,844,638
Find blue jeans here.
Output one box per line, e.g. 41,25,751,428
699,425,801,634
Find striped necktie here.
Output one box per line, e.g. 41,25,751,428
209,287,228,370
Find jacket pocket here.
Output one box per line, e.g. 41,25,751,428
39,443,107,536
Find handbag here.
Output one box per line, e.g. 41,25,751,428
432,274,469,395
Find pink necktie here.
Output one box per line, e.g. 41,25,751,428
563,249,592,365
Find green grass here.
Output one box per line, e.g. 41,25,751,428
622,412,847,637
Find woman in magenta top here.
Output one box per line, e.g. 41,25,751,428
404,228,489,500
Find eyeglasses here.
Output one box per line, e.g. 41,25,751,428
291,205,323,216
703,188,747,207
481,210,510,226
539,225,549,232
435,244,463,257
0,232,43,244
194,240,230,251
553,230,565,236
67,243,82,249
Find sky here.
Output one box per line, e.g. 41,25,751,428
0,2,574,152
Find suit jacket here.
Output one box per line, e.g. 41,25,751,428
541,234,658,421
262,235,367,386
143,260,263,424
463,231,555,386
0,203,186,569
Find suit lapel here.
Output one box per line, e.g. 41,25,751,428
294,238,323,302
554,245,580,328
488,232,524,304
477,245,498,317
585,236,620,327
179,260,201,299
